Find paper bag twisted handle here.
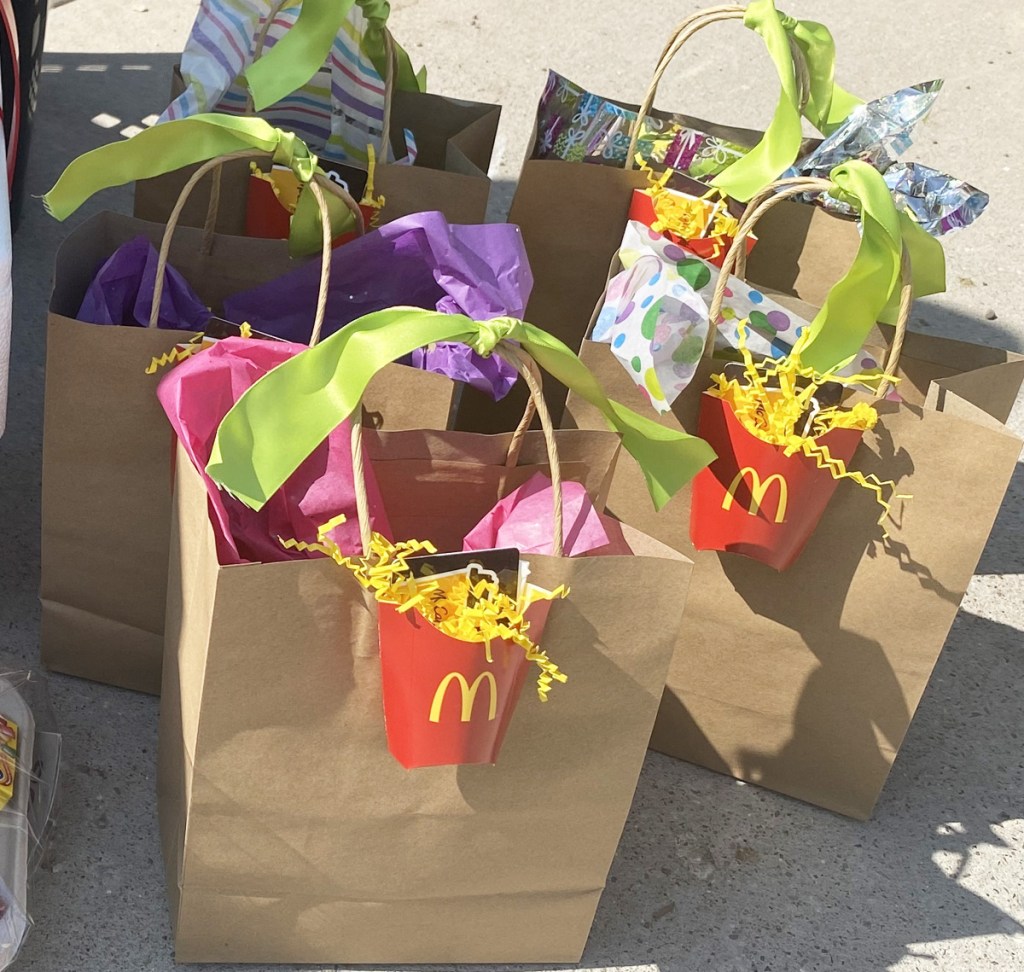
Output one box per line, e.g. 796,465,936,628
627,5,811,164
625,4,812,199
625,1,867,201
706,174,912,398
150,150,365,347
350,340,566,557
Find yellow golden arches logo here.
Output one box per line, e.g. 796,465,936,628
429,671,498,724
722,468,788,523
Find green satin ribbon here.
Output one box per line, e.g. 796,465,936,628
774,9,862,136
245,0,424,114
356,0,426,96
795,161,946,373
711,0,863,201
41,114,354,258
709,0,802,202
206,309,717,512
890,209,946,314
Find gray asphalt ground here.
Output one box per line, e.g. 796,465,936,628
0,1,1022,970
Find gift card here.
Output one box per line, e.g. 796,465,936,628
317,160,369,202
406,548,521,600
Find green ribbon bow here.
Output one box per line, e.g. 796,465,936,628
206,308,717,512
245,0,425,114
711,0,863,201
795,160,946,373
41,114,353,258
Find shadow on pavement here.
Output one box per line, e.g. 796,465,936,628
975,460,1024,577
586,609,1024,972
0,52,183,676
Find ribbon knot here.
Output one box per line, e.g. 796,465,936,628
825,182,860,215
356,0,392,26
831,161,902,244
469,318,520,357
272,130,318,183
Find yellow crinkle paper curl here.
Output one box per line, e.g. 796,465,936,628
360,143,385,228
249,161,298,210
707,327,910,535
280,517,568,701
145,342,206,375
145,333,210,375
639,162,740,258
145,322,252,375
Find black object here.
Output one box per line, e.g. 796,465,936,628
0,0,48,231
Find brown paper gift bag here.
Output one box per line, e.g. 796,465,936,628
159,342,693,963
41,166,454,695
565,182,1024,819
490,5,822,434
134,59,500,234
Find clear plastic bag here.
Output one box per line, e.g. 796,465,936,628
0,671,61,971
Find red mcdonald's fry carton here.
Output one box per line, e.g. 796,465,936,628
245,169,293,241
377,600,553,769
628,189,755,269
245,166,378,246
690,392,864,571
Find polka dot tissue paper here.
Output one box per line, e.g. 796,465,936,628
592,221,812,412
